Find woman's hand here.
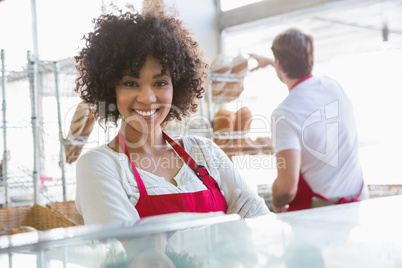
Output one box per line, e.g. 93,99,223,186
227,188,259,218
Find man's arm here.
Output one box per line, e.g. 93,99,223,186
248,54,275,72
271,149,301,213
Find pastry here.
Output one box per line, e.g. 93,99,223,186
223,55,248,101
212,110,235,150
10,226,38,234
231,106,253,150
212,110,236,132
210,54,231,99
234,106,252,131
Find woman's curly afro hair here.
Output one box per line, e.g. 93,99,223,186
74,8,207,126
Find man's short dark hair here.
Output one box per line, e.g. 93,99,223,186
271,28,314,79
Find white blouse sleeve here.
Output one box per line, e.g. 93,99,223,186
191,137,271,217
75,149,140,226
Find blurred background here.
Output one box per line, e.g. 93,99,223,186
0,0,401,207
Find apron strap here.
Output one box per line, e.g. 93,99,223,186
116,131,148,196
289,172,365,211
313,181,365,204
162,132,198,170
117,131,216,193
162,132,216,189
162,132,210,176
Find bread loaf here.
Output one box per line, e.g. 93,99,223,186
210,54,231,99
231,56,249,75
64,101,96,164
10,226,38,234
212,110,236,132
234,106,252,131
223,55,248,101
212,110,235,148
212,107,254,155
230,106,252,150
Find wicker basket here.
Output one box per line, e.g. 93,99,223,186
368,184,402,199
0,204,78,236
46,201,84,226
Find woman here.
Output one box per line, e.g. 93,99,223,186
74,6,270,226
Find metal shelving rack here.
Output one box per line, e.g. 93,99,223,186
206,70,273,158
1,50,78,207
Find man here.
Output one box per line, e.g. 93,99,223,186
250,28,368,212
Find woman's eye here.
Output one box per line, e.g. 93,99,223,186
123,81,137,87
155,81,168,87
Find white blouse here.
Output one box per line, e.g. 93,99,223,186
75,135,270,225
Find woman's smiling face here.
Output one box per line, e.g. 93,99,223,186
115,56,173,136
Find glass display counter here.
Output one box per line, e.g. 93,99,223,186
1,195,402,267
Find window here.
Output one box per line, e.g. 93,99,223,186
219,0,263,12
220,0,402,186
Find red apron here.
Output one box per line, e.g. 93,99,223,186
116,131,227,218
287,173,364,211
286,75,363,211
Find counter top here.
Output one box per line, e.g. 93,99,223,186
248,195,402,267
1,195,402,267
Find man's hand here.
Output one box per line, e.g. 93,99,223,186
272,203,289,213
249,54,275,72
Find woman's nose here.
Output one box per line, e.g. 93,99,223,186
137,87,157,104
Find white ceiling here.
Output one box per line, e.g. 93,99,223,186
220,0,402,62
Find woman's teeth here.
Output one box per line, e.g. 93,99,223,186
135,109,156,116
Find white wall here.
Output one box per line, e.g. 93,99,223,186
166,0,220,64
0,0,220,66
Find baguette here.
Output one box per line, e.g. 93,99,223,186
64,101,96,164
